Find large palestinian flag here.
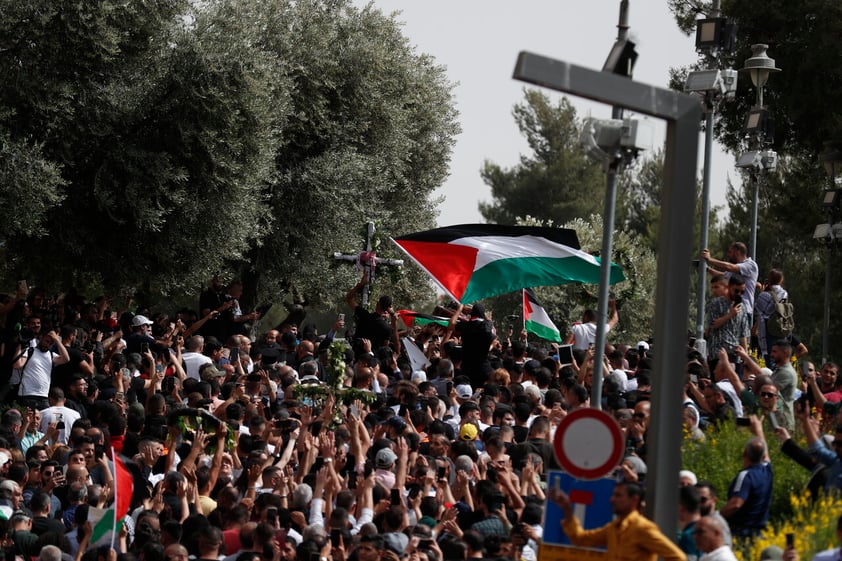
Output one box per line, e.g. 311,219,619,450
391,224,624,303
523,288,563,343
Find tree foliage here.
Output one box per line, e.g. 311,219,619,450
479,90,604,226
0,0,459,311
669,0,842,360
237,0,460,309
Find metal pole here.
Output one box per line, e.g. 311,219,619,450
694,0,721,357
591,0,628,408
695,108,715,348
749,174,760,259
824,244,832,363
591,166,619,408
512,49,701,536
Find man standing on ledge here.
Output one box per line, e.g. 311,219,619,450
548,481,686,561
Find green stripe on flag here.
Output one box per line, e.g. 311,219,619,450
462,256,625,304
90,508,114,545
525,319,563,343
89,508,124,548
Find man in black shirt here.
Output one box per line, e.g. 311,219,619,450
344,274,396,357
447,303,496,388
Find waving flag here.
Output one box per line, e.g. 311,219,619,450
396,310,450,329
88,451,134,548
391,224,624,303
523,289,563,343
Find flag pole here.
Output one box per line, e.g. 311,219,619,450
110,446,117,551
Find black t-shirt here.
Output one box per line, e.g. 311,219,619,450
31,516,65,537
352,307,392,354
125,332,155,355
456,319,496,387
198,288,226,340
52,347,87,390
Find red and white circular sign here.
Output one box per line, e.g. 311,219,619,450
552,407,624,480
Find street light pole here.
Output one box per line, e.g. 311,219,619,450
749,174,760,260
741,44,780,260
823,243,832,363
819,146,842,362
591,0,634,407
693,0,730,351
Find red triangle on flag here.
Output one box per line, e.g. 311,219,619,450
391,240,478,301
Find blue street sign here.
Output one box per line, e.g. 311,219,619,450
543,470,616,547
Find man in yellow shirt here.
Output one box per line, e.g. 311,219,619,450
548,481,686,561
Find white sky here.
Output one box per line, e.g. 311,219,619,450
354,0,737,226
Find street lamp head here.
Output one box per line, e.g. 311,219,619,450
741,44,780,89
735,150,761,170
822,189,842,209
813,223,833,240
819,142,842,182
694,18,737,53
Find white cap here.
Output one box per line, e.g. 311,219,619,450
131,314,154,327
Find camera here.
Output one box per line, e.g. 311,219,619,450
17,326,35,344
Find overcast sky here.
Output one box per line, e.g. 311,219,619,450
353,0,738,226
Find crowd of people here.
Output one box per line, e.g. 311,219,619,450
0,240,837,561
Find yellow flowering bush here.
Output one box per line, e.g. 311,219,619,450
683,413,840,560
734,491,842,561
682,418,803,520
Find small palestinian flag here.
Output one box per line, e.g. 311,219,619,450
396,310,450,329
523,288,562,343
391,224,624,303
88,451,134,548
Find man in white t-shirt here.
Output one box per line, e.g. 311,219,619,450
565,300,618,351
182,335,213,381
39,387,82,445
13,330,70,411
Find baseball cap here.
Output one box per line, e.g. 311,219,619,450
382,416,407,431
455,384,473,399
760,546,784,561
460,424,478,442
132,315,154,327
636,341,650,351
375,448,398,469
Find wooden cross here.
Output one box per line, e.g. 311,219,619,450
334,222,403,308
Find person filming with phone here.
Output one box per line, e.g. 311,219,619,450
706,274,751,368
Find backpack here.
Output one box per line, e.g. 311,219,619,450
766,289,795,338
